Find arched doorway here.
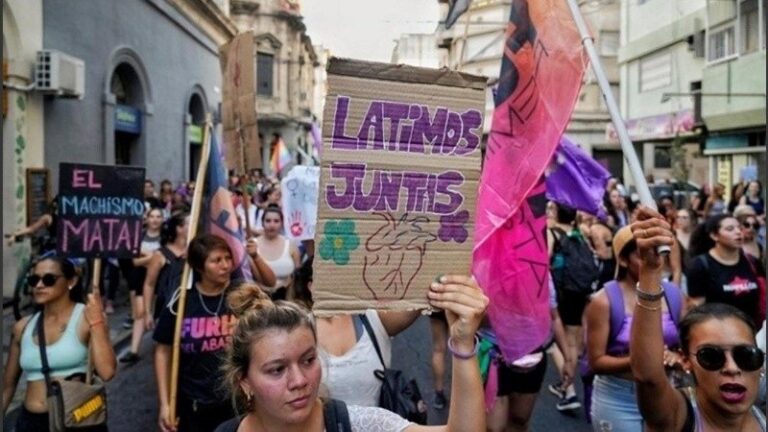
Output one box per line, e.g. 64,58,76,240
187,93,206,180
110,63,144,166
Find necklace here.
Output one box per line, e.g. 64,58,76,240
197,286,225,316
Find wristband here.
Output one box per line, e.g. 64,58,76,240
88,320,105,328
635,299,662,312
635,283,664,302
447,335,479,360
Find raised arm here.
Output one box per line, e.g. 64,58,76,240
246,239,277,287
407,275,488,432
629,207,688,431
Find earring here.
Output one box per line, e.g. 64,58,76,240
68,285,74,291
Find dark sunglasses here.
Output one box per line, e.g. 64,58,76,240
742,222,758,229
27,273,64,287
692,345,765,372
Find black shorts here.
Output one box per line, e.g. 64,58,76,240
556,289,590,327
119,259,146,296
496,353,548,395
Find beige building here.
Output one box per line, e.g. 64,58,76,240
391,33,441,68
434,0,623,177
230,0,321,173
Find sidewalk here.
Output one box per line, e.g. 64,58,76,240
2,289,134,430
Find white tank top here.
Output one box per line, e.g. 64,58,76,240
262,238,295,288
320,310,392,407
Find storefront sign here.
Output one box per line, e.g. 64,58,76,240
114,105,142,134
606,110,694,142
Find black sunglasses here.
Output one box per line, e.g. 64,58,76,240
27,273,64,288
692,345,765,372
742,222,758,229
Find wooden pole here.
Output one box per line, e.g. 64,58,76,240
86,258,102,385
168,118,212,425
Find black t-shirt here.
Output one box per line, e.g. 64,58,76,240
685,253,764,325
153,286,236,404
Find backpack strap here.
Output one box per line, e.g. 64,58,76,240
604,281,626,345
359,313,386,370
323,398,352,432
661,281,683,326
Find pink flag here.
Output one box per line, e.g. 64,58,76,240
473,0,588,362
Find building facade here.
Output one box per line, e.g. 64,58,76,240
617,0,765,197
434,0,623,177
391,33,441,68
230,0,321,174
3,0,46,297
701,0,765,197
42,0,236,188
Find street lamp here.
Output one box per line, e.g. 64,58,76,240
661,91,766,103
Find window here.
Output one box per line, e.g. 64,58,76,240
599,31,620,56
639,52,672,92
740,0,759,54
708,26,736,62
654,145,672,169
256,52,274,97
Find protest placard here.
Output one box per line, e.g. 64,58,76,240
57,163,145,258
220,31,260,173
312,58,486,315
281,165,320,241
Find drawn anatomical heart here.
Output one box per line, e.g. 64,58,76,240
363,213,436,300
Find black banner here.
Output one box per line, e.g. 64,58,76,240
57,163,145,258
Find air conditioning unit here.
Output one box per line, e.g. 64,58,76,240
35,50,85,99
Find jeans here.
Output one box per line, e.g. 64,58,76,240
590,374,643,432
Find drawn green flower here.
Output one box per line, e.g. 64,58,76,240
318,219,360,265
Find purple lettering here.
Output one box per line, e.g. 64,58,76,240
205,317,222,337
101,219,119,250
190,317,205,338
438,112,462,155
374,171,403,211
115,220,133,251
411,107,447,154
383,102,409,150
326,163,366,209
456,110,482,156
61,219,88,252
434,171,465,214
86,220,103,251
332,96,358,150
401,172,428,212
398,105,421,152
353,171,382,211
357,101,385,150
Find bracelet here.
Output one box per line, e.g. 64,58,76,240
635,299,662,312
447,335,479,360
635,283,664,302
88,320,105,328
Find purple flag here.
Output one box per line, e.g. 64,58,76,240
545,136,610,220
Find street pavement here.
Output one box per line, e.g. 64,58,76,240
4,308,592,431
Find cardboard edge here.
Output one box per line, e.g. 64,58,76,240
327,57,488,91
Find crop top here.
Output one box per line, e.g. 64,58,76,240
19,304,89,382
610,313,680,356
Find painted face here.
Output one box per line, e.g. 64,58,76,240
146,209,164,231
240,327,321,425
683,318,762,417
263,212,283,236
713,217,743,249
29,260,74,305
201,247,233,286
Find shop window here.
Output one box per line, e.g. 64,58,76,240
257,52,274,97
740,0,759,54
708,26,736,62
654,145,672,169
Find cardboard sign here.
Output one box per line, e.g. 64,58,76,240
281,165,320,241
312,58,486,315
220,32,261,173
57,163,145,258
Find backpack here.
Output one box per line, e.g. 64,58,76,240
213,398,351,432
360,314,428,425
550,228,600,294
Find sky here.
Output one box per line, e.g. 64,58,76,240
302,0,441,63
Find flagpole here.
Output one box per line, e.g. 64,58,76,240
564,0,669,253
168,117,212,425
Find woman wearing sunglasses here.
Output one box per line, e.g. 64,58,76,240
2,253,116,431
629,207,766,431
738,214,763,261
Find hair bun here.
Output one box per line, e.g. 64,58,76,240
227,282,273,317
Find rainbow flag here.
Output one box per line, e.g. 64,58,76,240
204,132,253,281
270,137,292,175
472,0,588,363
